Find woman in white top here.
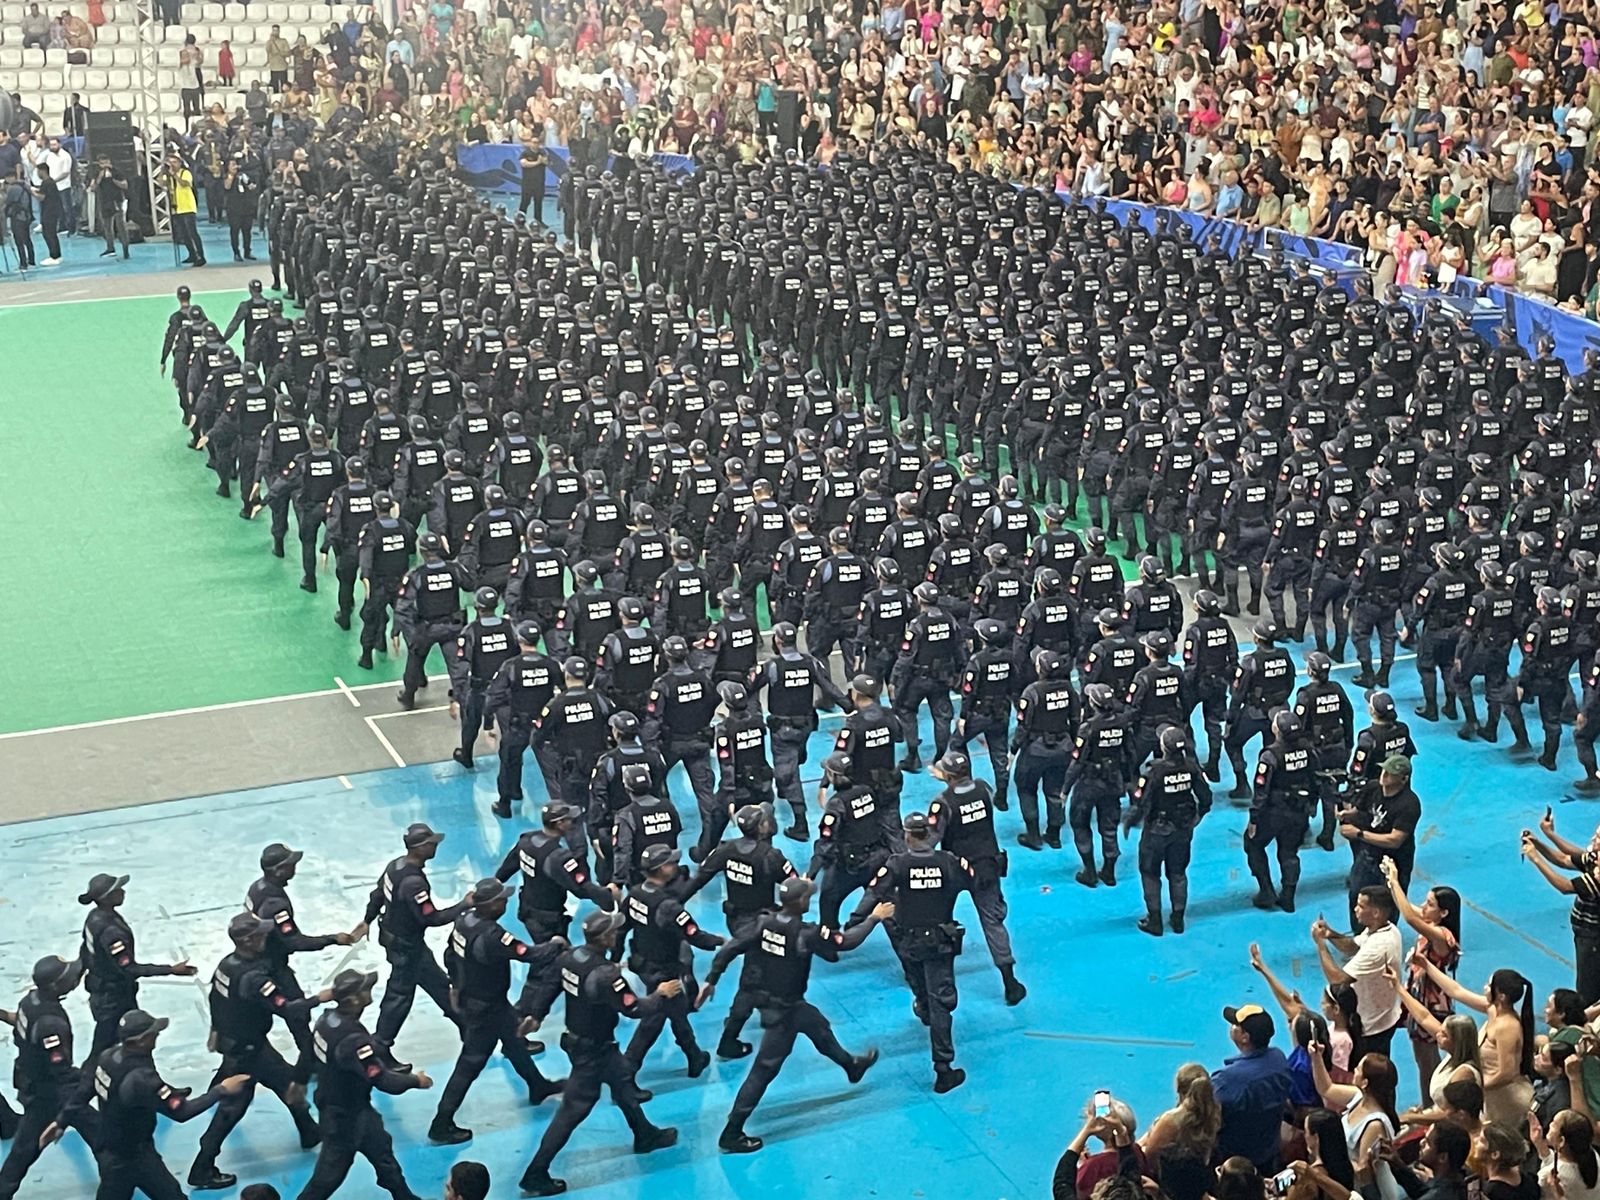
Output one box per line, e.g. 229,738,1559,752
1533,1109,1600,1200
1306,1047,1405,1200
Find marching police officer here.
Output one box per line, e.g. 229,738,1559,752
1224,619,1295,799
78,873,197,1063
808,751,895,930
1293,651,1355,851
1455,560,1520,742
928,751,1026,1005
429,877,564,1145
445,572,513,736
892,582,961,772
622,846,723,1077
681,802,797,1059
1181,589,1239,782
1245,711,1318,913
0,956,96,1200
955,619,1017,808
45,1011,250,1200
362,823,472,1050
247,843,361,1074
700,877,886,1154
595,596,661,720
1063,683,1134,888
853,812,973,1094
1125,630,1187,767
1405,542,1470,723
1516,586,1574,769
516,908,681,1196
355,491,416,669
612,763,686,890
295,969,433,1200
1123,725,1211,936
188,911,326,1189
748,622,848,839
393,532,470,709
485,620,561,817
1345,517,1406,688
643,637,720,857
1012,650,1079,850
531,657,613,817
495,801,617,952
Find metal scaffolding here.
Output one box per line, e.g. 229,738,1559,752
134,1,169,235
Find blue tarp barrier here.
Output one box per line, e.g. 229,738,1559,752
461,152,1600,371
456,143,695,195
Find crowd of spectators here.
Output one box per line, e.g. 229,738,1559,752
121,0,1600,313
15,0,1600,310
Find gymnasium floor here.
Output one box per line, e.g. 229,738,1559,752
0,240,1582,1200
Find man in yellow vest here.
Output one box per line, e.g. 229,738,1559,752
161,150,206,267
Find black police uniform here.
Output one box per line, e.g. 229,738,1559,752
855,847,972,1073
1011,674,1079,844
928,777,1016,973
1224,641,1295,792
749,648,848,832
447,612,516,760
192,947,322,1178
486,647,562,812
362,858,468,1047
1062,708,1134,881
297,1005,427,1200
891,603,961,765
643,664,720,853
495,829,616,948
80,905,184,1064
703,909,880,1137
808,782,893,930
531,684,613,812
517,941,672,1189
1245,731,1319,908
622,876,721,1071
955,647,1016,804
1126,751,1212,932
0,983,97,1200
432,909,562,1131
58,1038,233,1200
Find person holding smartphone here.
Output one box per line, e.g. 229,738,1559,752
93,153,129,259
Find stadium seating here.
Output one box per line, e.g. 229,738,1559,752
1,0,339,134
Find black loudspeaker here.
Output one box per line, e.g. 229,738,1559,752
85,109,137,174
775,90,800,151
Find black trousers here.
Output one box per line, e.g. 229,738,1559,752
38,194,62,259
1138,822,1193,922
401,619,460,699
360,579,402,651
1013,743,1068,834
523,1035,655,1177
0,1093,98,1200
624,964,701,1068
8,217,35,267
229,215,253,258
770,726,811,825
435,1001,550,1123
172,211,205,263
894,677,953,760
374,941,457,1046
726,1000,854,1131
196,1042,316,1166
94,1143,185,1200
295,1103,417,1200
1244,808,1309,892
892,942,958,1066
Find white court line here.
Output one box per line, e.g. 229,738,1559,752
337,775,354,790
370,705,450,719
333,677,361,708
0,675,449,741
363,716,407,769
0,286,252,309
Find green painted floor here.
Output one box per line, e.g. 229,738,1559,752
0,290,1154,735
0,293,404,734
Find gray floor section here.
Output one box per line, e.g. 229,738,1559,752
0,577,1272,821
0,676,467,822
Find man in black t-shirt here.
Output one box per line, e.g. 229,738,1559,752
1338,753,1420,928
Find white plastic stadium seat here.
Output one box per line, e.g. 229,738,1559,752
16,68,39,91
82,67,107,89
106,67,131,88
0,48,21,67
230,25,253,43
22,47,44,65
110,45,133,63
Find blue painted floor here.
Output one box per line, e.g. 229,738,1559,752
0,646,1581,1199
0,222,248,285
